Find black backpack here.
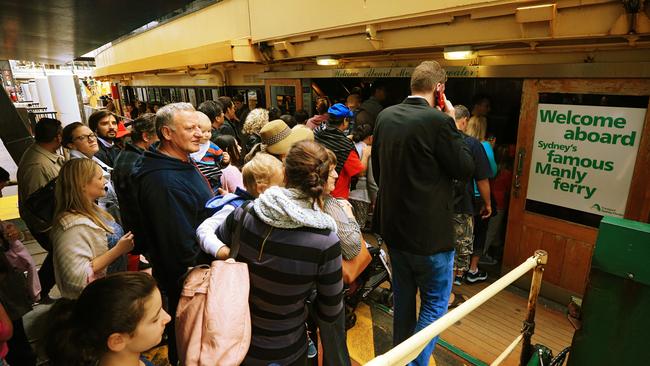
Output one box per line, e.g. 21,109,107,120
24,178,57,226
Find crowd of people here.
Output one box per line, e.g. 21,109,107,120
0,60,513,366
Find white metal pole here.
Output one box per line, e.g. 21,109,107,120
491,334,523,366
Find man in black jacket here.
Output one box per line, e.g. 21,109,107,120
112,113,158,256
217,96,242,144
134,103,213,364
372,61,474,365
355,80,386,129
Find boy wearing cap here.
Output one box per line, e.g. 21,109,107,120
315,103,370,199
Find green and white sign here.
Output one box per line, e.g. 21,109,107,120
527,103,646,217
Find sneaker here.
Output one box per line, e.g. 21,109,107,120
466,269,488,283
453,275,463,286
307,335,317,358
479,255,498,266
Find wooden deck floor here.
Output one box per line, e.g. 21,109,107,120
442,281,574,365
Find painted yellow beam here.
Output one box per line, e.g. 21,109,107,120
94,41,234,77
263,2,626,61
94,0,636,79
248,0,512,42
94,0,256,76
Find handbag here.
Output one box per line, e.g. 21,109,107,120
342,240,372,284
176,202,252,366
24,178,56,225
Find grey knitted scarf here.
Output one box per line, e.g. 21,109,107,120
254,186,337,232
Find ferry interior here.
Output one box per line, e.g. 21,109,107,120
1,0,650,365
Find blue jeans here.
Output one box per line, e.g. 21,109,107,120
390,248,454,366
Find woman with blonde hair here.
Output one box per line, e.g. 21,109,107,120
466,115,496,174
465,116,486,141
464,114,497,283
242,108,270,154
50,159,134,299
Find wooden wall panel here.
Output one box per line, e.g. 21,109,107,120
523,213,598,244
560,239,594,294
502,216,522,269
539,233,566,285
520,225,543,263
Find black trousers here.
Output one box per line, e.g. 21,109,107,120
161,283,181,365
473,215,489,255
30,230,55,298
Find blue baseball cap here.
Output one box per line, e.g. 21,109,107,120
327,103,354,118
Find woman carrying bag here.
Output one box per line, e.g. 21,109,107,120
216,140,350,366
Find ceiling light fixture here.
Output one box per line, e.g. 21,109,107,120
443,46,477,60
316,56,340,66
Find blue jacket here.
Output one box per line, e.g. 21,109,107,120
205,187,254,214
134,150,213,289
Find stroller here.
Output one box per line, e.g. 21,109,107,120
344,234,393,329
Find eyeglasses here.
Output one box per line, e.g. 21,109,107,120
73,133,97,142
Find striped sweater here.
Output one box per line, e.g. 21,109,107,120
217,207,345,366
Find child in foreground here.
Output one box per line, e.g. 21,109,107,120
45,272,171,366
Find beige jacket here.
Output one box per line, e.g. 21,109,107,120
17,143,65,232
50,213,108,299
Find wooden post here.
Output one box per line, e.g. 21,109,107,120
520,250,548,365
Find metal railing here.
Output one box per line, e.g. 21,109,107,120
365,250,548,366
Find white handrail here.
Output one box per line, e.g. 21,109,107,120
365,253,544,366
491,334,523,366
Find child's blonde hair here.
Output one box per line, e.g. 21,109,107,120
242,153,283,197
466,116,487,141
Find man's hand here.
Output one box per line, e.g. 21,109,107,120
480,204,492,219
443,95,455,120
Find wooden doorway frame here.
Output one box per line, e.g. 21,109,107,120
264,78,302,112
503,79,650,298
